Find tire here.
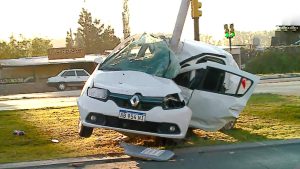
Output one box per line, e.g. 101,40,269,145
220,119,237,131
185,127,196,138
78,119,93,138
57,83,66,91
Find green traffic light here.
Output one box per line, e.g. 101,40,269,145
225,33,229,38
230,32,235,37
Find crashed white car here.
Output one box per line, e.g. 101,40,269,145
77,34,259,139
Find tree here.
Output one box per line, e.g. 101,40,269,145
99,26,121,52
66,28,74,48
200,35,217,45
0,35,53,59
231,31,275,47
68,8,120,54
74,30,84,48
30,38,53,56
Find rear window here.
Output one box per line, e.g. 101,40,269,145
76,70,89,76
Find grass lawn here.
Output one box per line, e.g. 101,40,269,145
0,93,299,163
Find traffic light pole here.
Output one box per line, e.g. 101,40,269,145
229,37,232,52
194,17,200,41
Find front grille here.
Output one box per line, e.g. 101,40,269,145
108,93,163,111
86,113,181,135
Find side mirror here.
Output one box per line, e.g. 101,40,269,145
94,57,104,64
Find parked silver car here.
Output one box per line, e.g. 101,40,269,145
47,69,90,91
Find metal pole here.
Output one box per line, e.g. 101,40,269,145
122,0,131,39
229,37,232,52
194,17,199,41
170,0,190,53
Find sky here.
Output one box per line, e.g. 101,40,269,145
0,0,300,46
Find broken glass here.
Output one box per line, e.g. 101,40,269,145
100,34,180,79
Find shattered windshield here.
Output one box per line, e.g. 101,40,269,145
99,34,180,79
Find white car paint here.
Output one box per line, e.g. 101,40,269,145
92,71,181,97
78,69,192,139
77,34,259,139
179,62,259,131
176,40,239,68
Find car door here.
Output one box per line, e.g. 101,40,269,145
76,70,90,82
175,61,259,131
61,70,77,83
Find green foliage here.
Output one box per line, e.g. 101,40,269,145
65,29,74,48
245,48,300,74
0,35,53,59
68,8,121,54
231,30,274,47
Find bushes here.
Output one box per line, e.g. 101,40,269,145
245,47,300,74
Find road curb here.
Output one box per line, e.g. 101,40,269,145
0,156,130,169
174,139,300,154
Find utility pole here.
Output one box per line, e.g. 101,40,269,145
191,0,202,41
122,0,131,39
170,0,190,52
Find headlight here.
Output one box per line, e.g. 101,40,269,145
87,87,108,100
162,94,185,110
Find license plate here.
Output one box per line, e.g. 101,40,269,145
119,110,146,122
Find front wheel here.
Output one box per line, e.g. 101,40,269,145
220,119,237,131
57,83,66,91
78,119,93,138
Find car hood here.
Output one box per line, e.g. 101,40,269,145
92,70,181,97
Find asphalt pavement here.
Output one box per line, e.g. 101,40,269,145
0,97,78,111
1,139,299,169
254,81,300,96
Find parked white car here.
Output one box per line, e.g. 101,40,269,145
47,69,90,91
77,34,259,139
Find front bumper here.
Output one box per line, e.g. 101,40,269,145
77,95,192,139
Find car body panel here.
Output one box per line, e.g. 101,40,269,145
92,70,181,97
176,40,239,69
178,62,259,131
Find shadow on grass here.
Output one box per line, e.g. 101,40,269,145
221,128,275,142
176,128,278,149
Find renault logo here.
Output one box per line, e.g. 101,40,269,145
130,95,140,107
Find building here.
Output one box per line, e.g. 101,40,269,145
0,55,100,95
271,25,300,46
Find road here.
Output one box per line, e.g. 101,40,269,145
0,97,78,111
0,80,300,111
255,81,300,96
5,141,299,169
